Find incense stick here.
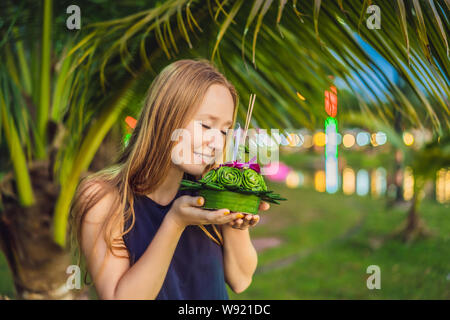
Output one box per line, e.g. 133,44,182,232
243,94,256,140
244,94,252,131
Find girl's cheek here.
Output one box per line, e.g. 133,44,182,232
192,133,203,149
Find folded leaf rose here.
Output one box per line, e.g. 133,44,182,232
179,161,286,215
216,166,242,189
202,169,218,183
242,168,267,192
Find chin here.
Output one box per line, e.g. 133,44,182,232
178,163,208,177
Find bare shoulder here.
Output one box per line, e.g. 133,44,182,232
78,180,130,299
81,180,120,224
79,180,125,252
79,179,127,257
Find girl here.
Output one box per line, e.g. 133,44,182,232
70,59,270,300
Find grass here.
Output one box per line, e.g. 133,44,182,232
227,182,450,299
0,182,448,299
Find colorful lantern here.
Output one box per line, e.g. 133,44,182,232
324,85,337,117
124,116,137,146
324,84,338,194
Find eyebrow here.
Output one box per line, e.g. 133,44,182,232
201,114,233,126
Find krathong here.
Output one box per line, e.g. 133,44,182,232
179,158,286,214
179,94,287,214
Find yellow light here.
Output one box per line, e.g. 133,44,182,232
286,171,300,188
403,132,414,146
446,170,450,203
436,169,445,203
287,133,301,147
313,132,326,147
342,167,355,195
314,170,326,192
371,133,378,146
343,134,355,148
436,169,450,203
303,134,313,148
296,91,306,101
371,170,379,197
403,167,414,201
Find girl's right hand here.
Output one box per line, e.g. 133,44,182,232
166,195,243,229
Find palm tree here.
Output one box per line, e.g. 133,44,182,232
0,0,448,299
0,0,168,299
403,133,450,242
345,110,449,242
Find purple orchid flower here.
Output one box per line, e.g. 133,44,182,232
218,156,261,173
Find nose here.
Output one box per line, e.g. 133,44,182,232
204,129,225,152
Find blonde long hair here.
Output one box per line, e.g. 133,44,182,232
69,59,238,282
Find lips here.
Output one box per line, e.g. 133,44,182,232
194,152,214,163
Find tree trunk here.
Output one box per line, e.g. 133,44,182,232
404,198,419,236
399,193,431,243
0,160,86,299
393,101,404,203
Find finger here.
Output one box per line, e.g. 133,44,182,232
188,205,215,217
258,201,270,211
184,195,205,207
249,214,260,226
207,209,242,225
240,214,252,228
184,205,223,224
233,218,244,228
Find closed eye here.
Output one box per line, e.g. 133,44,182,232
201,123,227,136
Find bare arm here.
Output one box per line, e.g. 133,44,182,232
221,202,269,294
81,190,240,300
221,224,258,293
81,188,186,299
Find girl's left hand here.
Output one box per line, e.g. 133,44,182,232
228,201,270,230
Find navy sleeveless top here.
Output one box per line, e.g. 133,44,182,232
122,173,229,300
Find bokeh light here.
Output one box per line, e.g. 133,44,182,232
356,169,369,196
342,167,355,195
314,170,326,192
296,133,304,147
403,167,414,200
342,133,355,148
286,171,304,188
370,133,378,147
313,132,326,147
403,132,414,146
336,133,342,145
279,132,290,146
303,134,313,148
264,162,291,182
436,169,450,203
371,167,387,198
287,132,301,147
356,131,370,146
375,131,387,145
